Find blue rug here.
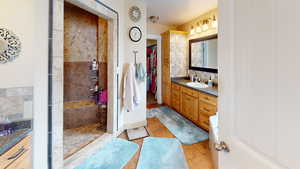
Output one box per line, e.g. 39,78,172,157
150,106,208,144
75,138,138,169
136,137,189,169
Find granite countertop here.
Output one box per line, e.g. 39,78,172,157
0,120,32,155
171,77,218,97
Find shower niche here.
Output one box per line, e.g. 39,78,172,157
63,2,108,159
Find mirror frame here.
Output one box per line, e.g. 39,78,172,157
189,34,218,73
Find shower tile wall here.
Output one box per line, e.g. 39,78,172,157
64,3,108,129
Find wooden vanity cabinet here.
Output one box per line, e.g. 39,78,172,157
171,83,181,112
0,135,32,169
171,82,217,131
161,30,188,106
181,87,199,123
198,92,217,130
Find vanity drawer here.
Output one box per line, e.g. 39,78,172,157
172,83,181,91
0,135,31,169
6,149,31,169
199,101,217,116
199,114,210,131
182,87,198,97
172,90,180,100
198,92,217,106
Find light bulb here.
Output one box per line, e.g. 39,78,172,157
212,16,218,28
196,26,202,33
202,24,208,31
190,26,195,35
202,20,209,31
212,20,218,28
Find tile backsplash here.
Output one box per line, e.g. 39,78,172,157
0,87,33,121
188,70,218,86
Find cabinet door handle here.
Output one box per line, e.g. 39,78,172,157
203,107,210,112
7,146,26,160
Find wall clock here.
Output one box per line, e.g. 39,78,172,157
129,26,142,42
129,6,141,22
0,28,21,64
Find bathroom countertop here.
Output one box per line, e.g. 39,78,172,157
171,77,218,97
0,120,32,155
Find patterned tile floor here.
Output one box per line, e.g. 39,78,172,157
63,123,105,159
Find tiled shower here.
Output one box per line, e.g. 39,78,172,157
63,3,108,158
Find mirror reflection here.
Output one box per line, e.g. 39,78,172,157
189,35,218,72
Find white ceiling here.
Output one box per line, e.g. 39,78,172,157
145,0,217,26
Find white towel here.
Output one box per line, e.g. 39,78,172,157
123,64,140,112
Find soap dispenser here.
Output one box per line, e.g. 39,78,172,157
208,76,213,87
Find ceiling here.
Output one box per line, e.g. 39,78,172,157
145,0,217,26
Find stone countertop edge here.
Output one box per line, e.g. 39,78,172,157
171,77,218,97
0,128,32,156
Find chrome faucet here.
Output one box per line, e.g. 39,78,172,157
193,72,198,82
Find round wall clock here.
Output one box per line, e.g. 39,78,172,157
129,6,141,22
0,28,22,64
129,26,142,42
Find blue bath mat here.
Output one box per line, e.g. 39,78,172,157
150,106,208,144
136,137,189,169
75,138,138,169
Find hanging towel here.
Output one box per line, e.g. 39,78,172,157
98,90,108,105
135,63,146,82
123,64,140,112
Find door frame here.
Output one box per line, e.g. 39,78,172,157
49,0,120,168
147,34,162,104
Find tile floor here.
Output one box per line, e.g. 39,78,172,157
63,123,105,159
119,117,214,169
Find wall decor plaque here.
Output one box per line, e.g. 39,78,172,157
0,28,22,64
129,6,141,22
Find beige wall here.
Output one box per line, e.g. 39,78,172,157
147,22,175,35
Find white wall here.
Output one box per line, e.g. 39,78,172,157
122,0,147,128
0,1,49,169
0,1,36,88
147,22,174,35
93,0,147,130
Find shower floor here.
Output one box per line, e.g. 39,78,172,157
63,123,105,159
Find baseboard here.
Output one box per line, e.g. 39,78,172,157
114,127,125,137
124,120,147,130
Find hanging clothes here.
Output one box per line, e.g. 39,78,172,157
146,45,158,95
123,64,140,112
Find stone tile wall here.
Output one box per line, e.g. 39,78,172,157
63,2,108,130
0,87,33,121
51,0,119,168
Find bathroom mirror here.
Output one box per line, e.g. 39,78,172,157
189,34,218,73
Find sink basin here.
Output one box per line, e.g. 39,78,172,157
186,82,209,88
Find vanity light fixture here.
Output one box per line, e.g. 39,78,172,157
212,16,218,28
196,22,202,33
190,26,195,35
202,20,209,31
